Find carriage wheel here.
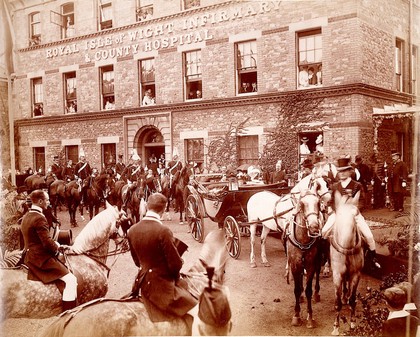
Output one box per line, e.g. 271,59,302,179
224,216,241,259
186,194,205,243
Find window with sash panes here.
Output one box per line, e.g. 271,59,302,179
32,78,43,117
184,50,202,100
65,145,78,165
236,41,257,95
395,39,403,92
136,0,153,21
29,12,41,46
102,143,116,170
140,58,156,105
238,136,259,166
297,29,322,88
34,147,45,174
184,0,200,10
99,0,113,30
62,2,75,38
101,65,115,110
65,72,77,113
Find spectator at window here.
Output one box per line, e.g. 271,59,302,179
142,89,156,106
299,66,309,87
316,65,322,85
308,67,317,85
196,90,202,99
34,103,43,116
240,82,249,93
251,82,257,92
105,99,115,110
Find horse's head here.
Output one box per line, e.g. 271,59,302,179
296,190,322,237
310,176,331,208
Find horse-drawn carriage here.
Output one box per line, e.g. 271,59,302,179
185,174,291,258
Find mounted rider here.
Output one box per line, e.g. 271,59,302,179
74,148,92,205
122,150,144,210
50,155,63,180
115,154,126,180
167,152,183,200
321,157,381,268
21,190,78,311
62,159,75,182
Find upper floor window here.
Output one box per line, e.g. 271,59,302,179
101,65,115,110
140,58,156,106
297,29,322,88
65,72,77,113
62,3,75,38
184,50,202,100
32,78,43,117
236,40,257,95
136,0,153,21
184,0,200,10
29,12,41,46
238,135,259,166
395,39,404,92
412,45,418,96
99,0,113,30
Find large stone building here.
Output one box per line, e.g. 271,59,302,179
2,0,419,178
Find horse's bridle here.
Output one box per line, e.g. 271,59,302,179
294,191,322,238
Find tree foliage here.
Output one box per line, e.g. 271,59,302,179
259,91,324,174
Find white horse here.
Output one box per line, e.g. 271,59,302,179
246,175,331,268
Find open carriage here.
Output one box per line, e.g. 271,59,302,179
185,174,291,258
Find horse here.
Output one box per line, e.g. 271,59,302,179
121,179,146,223
0,202,130,321
24,173,47,193
329,192,364,335
246,176,330,268
49,179,66,216
82,173,111,220
161,166,190,223
39,230,230,337
285,190,323,328
64,179,83,227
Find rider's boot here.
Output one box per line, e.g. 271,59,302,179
366,249,381,269
62,299,77,312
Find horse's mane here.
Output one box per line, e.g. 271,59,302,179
71,205,119,254
334,204,359,244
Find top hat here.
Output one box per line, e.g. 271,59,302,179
198,287,232,327
301,137,309,142
336,157,353,171
118,154,123,159
53,155,59,160
315,134,323,145
391,150,401,157
302,158,314,169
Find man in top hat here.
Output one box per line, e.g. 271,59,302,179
389,150,408,212
321,157,380,268
115,154,126,180
50,155,63,180
299,157,314,180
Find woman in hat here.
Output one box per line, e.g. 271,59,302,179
321,157,380,269
389,150,408,212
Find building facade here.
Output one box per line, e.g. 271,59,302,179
3,0,420,177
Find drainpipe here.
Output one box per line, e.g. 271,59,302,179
408,0,413,103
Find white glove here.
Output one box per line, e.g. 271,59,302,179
402,181,406,188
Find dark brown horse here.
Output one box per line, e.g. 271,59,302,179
24,174,47,193
286,190,323,329
120,180,146,223
81,173,111,220
64,179,83,227
160,166,190,224
49,179,66,216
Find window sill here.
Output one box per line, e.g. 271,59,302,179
297,84,323,89
237,92,258,96
33,115,44,118
186,98,202,102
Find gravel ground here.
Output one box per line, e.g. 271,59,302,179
1,207,383,336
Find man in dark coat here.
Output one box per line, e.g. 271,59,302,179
355,155,372,210
127,193,198,326
74,152,92,205
62,159,75,182
269,160,287,186
21,190,78,311
115,154,126,180
389,150,408,212
167,154,183,200
50,155,63,180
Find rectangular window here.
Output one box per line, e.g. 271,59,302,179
185,138,204,168
62,2,75,38
184,50,202,100
412,45,418,96
29,12,41,46
184,0,200,10
34,147,45,174
140,58,156,105
101,65,115,110
395,39,403,92
102,143,117,169
136,0,153,22
65,145,78,164
32,77,43,117
99,0,113,30
236,40,257,94
238,135,258,166
64,72,77,113
297,29,322,88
